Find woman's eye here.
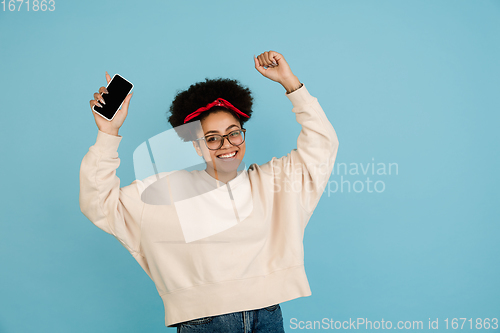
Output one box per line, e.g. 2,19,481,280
230,131,240,137
207,137,217,142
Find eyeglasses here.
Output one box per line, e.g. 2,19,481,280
195,128,246,150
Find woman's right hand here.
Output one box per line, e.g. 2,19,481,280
89,71,133,136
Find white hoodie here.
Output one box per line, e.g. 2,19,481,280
79,84,340,327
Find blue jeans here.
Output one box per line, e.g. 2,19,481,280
175,304,286,332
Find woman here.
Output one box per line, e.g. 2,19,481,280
80,50,340,332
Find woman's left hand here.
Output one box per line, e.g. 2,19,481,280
254,51,302,93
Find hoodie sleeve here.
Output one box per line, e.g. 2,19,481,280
79,130,146,256
274,83,340,216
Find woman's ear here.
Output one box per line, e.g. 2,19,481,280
192,141,203,157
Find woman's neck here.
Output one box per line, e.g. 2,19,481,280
205,167,238,184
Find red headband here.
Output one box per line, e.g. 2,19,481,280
183,98,250,124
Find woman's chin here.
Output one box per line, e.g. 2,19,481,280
209,158,242,174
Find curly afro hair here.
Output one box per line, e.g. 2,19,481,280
167,78,253,142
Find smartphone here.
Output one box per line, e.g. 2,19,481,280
93,73,134,121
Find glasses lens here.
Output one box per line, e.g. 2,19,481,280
206,135,222,150
227,130,244,146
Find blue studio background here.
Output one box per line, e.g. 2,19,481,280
1,0,499,332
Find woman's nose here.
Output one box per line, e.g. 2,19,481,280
221,137,232,148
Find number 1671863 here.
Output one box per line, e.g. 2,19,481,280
2,0,55,11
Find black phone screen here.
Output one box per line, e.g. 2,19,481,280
93,74,133,120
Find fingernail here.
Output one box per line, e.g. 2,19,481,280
104,88,109,94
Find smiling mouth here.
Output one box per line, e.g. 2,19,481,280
217,151,238,159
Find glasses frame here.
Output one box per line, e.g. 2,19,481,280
194,128,247,151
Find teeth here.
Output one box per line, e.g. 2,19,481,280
218,151,236,158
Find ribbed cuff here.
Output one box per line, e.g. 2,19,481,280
94,130,123,152
285,83,315,107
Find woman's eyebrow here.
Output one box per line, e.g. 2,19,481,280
204,124,240,136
